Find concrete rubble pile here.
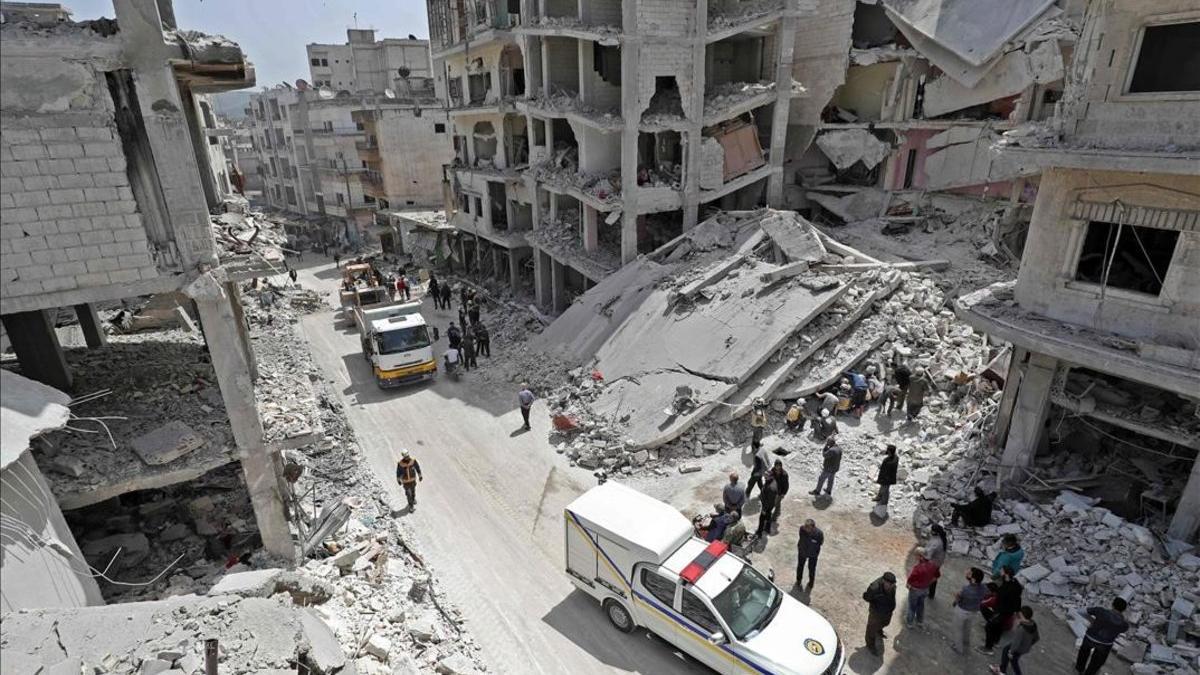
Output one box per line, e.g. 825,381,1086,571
702,81,780,119
528,209,999,467
522,213,622,280
708,0,787,29
240,281,489,675
526,91,623,127
527,148,622,206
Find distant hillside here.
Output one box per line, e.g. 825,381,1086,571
212,91,257,119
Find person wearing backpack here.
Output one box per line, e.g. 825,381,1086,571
991,606,1038,674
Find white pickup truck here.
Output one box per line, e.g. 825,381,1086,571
565,482,844,675
356,301,437,388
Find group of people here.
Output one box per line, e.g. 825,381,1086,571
435,275,493,375
774,360,935,442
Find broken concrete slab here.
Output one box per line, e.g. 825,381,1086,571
775,314,890,399
807,189,889,224
758,211,828,263
0,370,71,470
816,129,891,170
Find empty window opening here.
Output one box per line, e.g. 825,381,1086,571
510,201,533,231
501,45,526,97
545,37,580,96
637,131,682,186
637,210,683,254
1074,220,1179,296
472,121,498,167
488,182,508,230
533,119,547,146
468,72,491,105
593,44,621,86
435,123,447,133
902,149,917,189
644,76,684,122
706,37,764,89
851,1,898,48
508,115,530,166
1128,22,1200,93
474,196,483,216
544,0,576,20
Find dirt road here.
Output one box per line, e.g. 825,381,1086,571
299,270,707,674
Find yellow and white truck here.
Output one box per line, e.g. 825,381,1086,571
355,301,437,388
565,482,844,675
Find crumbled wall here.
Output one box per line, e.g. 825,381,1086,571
1,27,160,313
1014,168,1200,346
1059,0,1200,150
637,43,695,117
788,0,855,126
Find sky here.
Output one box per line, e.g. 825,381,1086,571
64,0,432,88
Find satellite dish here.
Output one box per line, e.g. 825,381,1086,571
384,88,396,99
318,87,335,99
296,79,310,91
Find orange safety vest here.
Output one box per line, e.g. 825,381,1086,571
397,458,419,485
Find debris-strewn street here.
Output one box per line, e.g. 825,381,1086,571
2,0,1198,674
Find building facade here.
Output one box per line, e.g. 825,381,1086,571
956,0,1200,540
428,0,805,307
308,29,437,95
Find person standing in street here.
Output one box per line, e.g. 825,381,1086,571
905,368,931,422
722,472,746,514
769,460,789,526
874,445,899,508
475,322,491,357
888,361,911,417
468,299,481,325
518,383,535,431
749,398,768,448
905,547,940,628
952,567,987,654
395,449,423,509
446,322,462,349
428,274,441,309
863,572,898,656
815,408,839,440
439,282,452,310
754,475,779,538
810,436,842,496
333,252,341,268
461,328,477,371
795,519,824,589
745,443,772,500
979,565,1023,654
926,523,948,599
1075,598,1129,675
991,606,1038,675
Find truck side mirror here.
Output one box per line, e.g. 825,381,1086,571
707,631,727,645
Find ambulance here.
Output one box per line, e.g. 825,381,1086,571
564,482,844,674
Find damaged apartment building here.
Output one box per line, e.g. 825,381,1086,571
427,0,806,308
791,0,1078,254
0,0,300,613
956,0,1200,540
247,29,453,250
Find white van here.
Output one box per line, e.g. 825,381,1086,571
564,482,844,674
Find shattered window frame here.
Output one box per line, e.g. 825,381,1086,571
1123,17,1200,97
1070,219,1181,298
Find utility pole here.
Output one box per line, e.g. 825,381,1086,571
341,154,355,244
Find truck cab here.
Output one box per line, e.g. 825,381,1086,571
360,303,437,387
565,482,844,675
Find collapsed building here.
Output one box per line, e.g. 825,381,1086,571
427,0,811,305
246,30,454,250
0,0,304,579
955,0,1200,541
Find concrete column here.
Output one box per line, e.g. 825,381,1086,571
225,282,259,383
582,205,599,253
551,259,567,313
680,0,708,231
999,352,1058,481
2,310,73,391
492,246,504,283
1168,457,1200,541
549,191,559,221
619,0,641,264
991,347,1028,448
508,248,523,294
73,303,107,349
578,39,595,105
766,8,799,205
535,249,553,306
185,272,294,562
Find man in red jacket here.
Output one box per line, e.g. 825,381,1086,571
905,547,940,628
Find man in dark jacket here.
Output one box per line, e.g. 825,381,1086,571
428,275,441,309
886,362,911,416
810,437,842,496
461,328,478,370
754,475,779,538
863,572,897,655
906,368,931,422
475,323,491,357
796,519,824,589
769,460,789,526
1075,598,1129,675
875,445,899,505
439,282,452,310
992,606,1038,675
447,322,462,349
980,566,1023,654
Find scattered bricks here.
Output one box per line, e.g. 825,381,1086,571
1177,554,1200,571
363,634,391,661
131,420,206,465
435,653,479,675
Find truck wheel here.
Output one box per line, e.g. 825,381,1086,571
604,599,634,633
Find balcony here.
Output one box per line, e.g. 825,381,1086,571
356,137,380,161
310,126,366,137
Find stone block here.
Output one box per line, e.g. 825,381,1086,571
436,653,479,675
1018,564,1051,583
364,634,391,661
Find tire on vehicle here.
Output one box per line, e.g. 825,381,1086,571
604,598,634,633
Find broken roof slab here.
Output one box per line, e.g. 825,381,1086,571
882,0,1057,87
0,370,71,470
0,595,345,674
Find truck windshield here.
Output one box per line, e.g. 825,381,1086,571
710,565,780,640
376,326,432,355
